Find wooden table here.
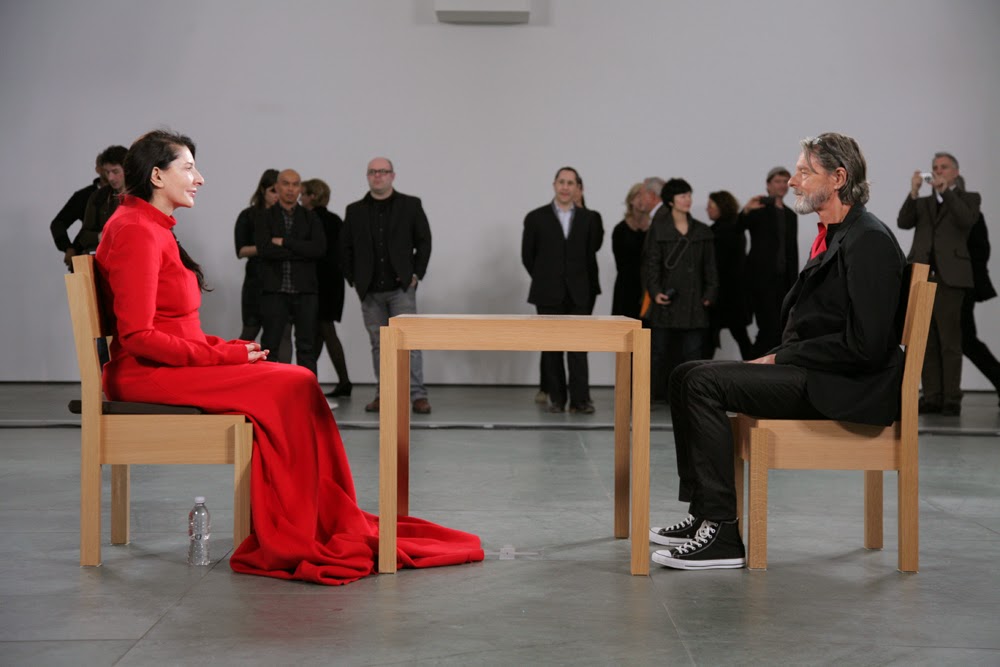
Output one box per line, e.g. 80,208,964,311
378,314,651,576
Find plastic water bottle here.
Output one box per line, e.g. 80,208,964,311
187,496,211,566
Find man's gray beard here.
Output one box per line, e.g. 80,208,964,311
792,187,830,215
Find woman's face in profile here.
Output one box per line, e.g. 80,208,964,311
706,198,720,221
264,186,278,208
154,146,204,211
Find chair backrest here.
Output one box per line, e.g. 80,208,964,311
65,255,106,419
898,263,936,425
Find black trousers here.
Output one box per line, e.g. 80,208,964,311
536,301,592,407
669,360,823,520
922,281,964,406
260,292,318,375
962,291,1000,392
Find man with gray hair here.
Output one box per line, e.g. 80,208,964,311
649,133,906,570
898,152,981,416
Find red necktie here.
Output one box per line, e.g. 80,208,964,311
809,223,827,259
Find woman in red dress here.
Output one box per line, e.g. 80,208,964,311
96,130,483,585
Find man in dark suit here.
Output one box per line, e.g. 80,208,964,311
649,133,906,570
521,166,604,413
739,166,799,357
898,152,981,416
254,168,326,375
342,157,433,415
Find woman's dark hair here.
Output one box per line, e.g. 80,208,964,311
661,178,692,207
708,190,740,220
250,169,279,208
123,129,210,291
301,178,331,208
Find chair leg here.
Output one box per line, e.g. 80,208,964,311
233,422,253,547
80,427,102,566
898,453,920,572
732,419,745,541
746,427,769,570
864,470,883,549
110,465,130,545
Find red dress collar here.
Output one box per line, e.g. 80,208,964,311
120,195,177,230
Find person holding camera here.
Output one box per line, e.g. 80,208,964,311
898,152,981,416
739,166,799,357
641,178,718,403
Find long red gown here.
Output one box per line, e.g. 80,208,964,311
95,196,483,584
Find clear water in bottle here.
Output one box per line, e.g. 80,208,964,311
188,496,211,566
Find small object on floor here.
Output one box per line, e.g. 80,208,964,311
649,514,702,546
412,398,432,414
940,402,962,417
569,401,595,414
325,381,353,398
918,398,942,414
326,399,339,410
547,404,565,413
534,390,549,404
651,519,746,570
365,397,380,413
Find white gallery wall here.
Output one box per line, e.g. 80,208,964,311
2,0,999,387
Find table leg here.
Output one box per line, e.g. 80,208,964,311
614,350,631,538
379,326,400,574
397,346,410,518
630,327,651,576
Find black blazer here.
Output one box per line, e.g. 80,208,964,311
314,206,346,322
968,213,996,302
773,205,906,426
897,188,980,288
521,203,603,308
341,191,432,301
740,203,798,291
254,204,326,293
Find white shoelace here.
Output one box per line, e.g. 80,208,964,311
672,520,718,555
662,514,696,533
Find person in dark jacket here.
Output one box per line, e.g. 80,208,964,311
521,166,604,414
301,178,352,398
611,182,651,319
641,178,718,402
739,166,799,357
898,152,981,415
234,169,279,342
73,145,129,257
705,190,752,360
342,157,433,414
962,209,1000,406
51,151,104,271
649,133,906,571
254,169,326,375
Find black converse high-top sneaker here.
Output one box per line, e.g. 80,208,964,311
651,519,746,570
649,514,702,546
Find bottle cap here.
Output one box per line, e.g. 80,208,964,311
195,496,206,504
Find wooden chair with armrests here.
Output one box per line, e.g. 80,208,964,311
65,254,253,566
733,263,935,572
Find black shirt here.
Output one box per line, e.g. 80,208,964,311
368,192,400,293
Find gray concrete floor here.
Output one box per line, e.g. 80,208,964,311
1,384,999,665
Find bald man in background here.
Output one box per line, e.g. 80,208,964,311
254,168,326,374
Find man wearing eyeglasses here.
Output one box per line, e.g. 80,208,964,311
342,157,433,414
